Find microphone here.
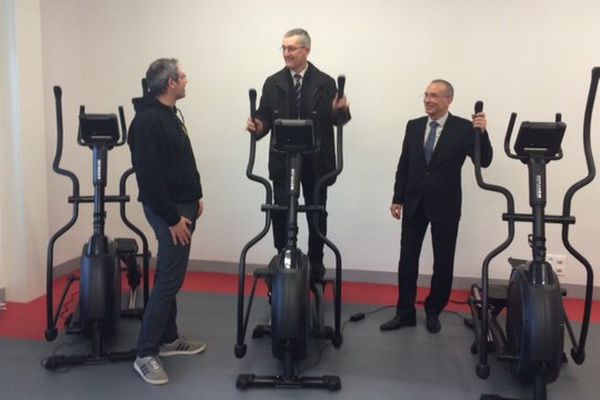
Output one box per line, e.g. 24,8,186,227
249,89,257,119
337,75,346,98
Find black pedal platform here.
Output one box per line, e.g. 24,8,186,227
252,324,271,339
310,325,334,340
253,267,271,278
488,284,508,302
115,237,138,254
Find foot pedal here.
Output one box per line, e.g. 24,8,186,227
252,324,271,339
115,238,138,254
253,267,270,278
488,284,508,309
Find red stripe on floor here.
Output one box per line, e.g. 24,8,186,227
1,271,597,341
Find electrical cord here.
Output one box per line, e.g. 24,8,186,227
297,318,350,375
293,297,471,374
349,298,470,327
298,305,394,374
348,304,396,323
40,335,82,373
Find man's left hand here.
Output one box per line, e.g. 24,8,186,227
332,95,349,113
472,112,487,133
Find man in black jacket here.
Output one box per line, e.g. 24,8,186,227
128,58,206,385
380,79,493,334
246,28,350,281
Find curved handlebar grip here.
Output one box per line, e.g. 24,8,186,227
474,101,484,134
474,100,484,114
53,85,62,99
118,106,127,145
592,66,600,80
337,75,346,98
249,89,257,119
504,112,519,159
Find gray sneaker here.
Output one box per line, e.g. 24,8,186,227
159,336,207,357
133,356,168,385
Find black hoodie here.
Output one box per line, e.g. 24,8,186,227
128,95,203,226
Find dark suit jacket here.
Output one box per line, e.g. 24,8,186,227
393,114,493,222
255,62,350,183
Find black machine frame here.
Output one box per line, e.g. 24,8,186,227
468,67,599,400
234,77,347,390
42,86,150,369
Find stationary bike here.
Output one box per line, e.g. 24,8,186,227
42,86,150,369
234,77,346,390
468,67,599,400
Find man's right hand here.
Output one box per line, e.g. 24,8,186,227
246,117,264,135
169,216,192,246
390,203,403,220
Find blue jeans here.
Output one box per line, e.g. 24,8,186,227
136,201,198,357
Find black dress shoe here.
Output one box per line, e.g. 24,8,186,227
426,314,441,333
379,315,417,331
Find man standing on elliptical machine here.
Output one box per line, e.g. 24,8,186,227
128,58,206,385
380,79,492,334
246,28,350,282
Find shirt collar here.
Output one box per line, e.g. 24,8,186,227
428,112,449,129
289,64,308,80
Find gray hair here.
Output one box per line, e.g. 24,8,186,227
431,79,454,100
146,58,179,96
284,28,311,48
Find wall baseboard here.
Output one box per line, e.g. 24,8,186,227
51,257,599,301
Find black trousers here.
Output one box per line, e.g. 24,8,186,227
396,203,460,318
272,175,327,273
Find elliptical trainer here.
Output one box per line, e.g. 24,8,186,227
468,67,599,400
42,86,150,369
234,77,347,390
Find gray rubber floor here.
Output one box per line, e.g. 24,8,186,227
0,291,597,400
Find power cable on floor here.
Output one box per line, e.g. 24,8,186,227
40,335,82,373
298,305,395,374
347,298,471,326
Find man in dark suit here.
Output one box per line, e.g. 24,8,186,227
246,28,350,281
380,79,493,333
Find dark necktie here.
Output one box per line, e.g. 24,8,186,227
424,121,438,164
293,73,302,118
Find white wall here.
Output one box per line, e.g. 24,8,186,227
40,0,86,269
39,0,600,289
0,0,49,302
0,0,15,294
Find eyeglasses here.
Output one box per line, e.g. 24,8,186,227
423,92,449,100
280,45,305,53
